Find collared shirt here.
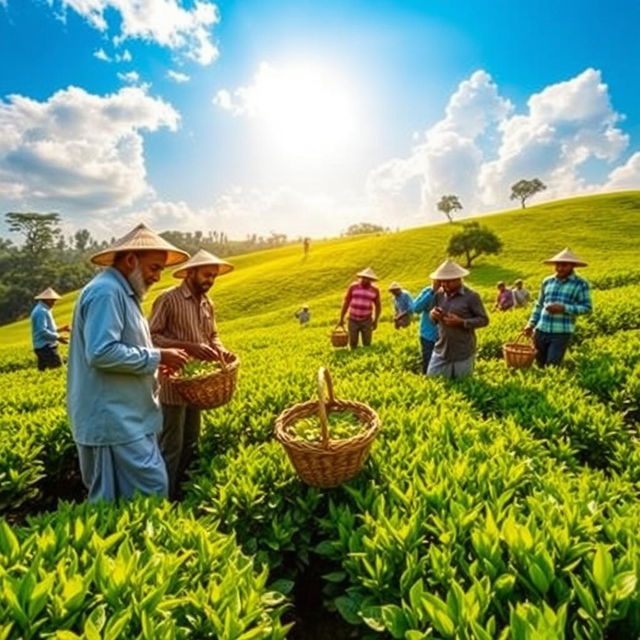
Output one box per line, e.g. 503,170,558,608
149,280,222,405
513,287,530,307
528,272,592,334
411,286,439,341
345,282,380,321
31,301,59,349
67,268,161,446
433,285,489,361
393,290,413,316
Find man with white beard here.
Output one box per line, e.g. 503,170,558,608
67,223,190,502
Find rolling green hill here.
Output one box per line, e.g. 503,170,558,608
1,190,639,346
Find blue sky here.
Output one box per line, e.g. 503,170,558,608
1,0,639,239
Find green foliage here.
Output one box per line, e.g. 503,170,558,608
510,178,547,208
437,194,463,223
344,222,388,236
447,222,503,267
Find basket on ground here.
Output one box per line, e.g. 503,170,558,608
171,353,240,409
274,367,380,488
330,325,349,347
503,334,537,369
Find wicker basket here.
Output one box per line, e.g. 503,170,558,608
171,353,240,409
274,367,380,488
503,334,537,369
330,325,349,348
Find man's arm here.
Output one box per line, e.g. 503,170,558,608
373,290,382,326
339,286,352,325
412,288,434,313
33,308,60,343
527,282,545,329
83,292,161,375
563,281,592,316
462,292,489,329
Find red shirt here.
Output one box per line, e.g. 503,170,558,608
346,282,380,320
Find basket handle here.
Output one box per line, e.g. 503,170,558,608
213,348,229,372
509,332,531,344
333,323,346,333
316,367,336,448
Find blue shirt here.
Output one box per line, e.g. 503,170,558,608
30,301,59,349
67,268,162,446
394,290,413,315
528,273,592,334
411,286,439,341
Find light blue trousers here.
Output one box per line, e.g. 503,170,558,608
427,351,474,379
77,434,168,502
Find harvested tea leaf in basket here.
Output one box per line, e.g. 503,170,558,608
179,359,223,379
290,410,363,443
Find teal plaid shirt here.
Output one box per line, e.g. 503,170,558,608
528,272,592,334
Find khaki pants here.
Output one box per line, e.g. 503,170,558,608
160,404,201,499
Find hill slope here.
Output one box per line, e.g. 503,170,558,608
1,190,639,345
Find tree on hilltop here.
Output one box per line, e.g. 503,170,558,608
447,222,502,268
345,222,386,236
510,178,546,209
437,195,463,223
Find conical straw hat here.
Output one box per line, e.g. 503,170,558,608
543,247,588,267
90,223,190,267
429,259,470,280
388,281,402,291
357,267,378,281
173,249,234,278
34,287,61,300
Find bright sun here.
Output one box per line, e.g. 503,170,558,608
248,62,359,160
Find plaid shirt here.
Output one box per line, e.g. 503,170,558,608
528,273,592,334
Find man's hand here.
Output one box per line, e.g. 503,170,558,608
545,303,565,314
188,342,219,360
59,324,70,332
372,320,378,331
211,345,233,363
523,325,534,338
160,348,189,371
58,336,69,345
430,307,444,323
442,312,464,327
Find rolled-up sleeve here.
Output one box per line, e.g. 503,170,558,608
83,293,159,375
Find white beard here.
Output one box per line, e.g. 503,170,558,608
128,263,149,300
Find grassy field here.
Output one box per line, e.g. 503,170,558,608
1,190,639,344
1,190,640,639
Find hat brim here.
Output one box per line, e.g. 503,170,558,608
91,248,189,267
173,262,234,278
543,259,588,267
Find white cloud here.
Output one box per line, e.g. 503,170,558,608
50,0,220,65
94,47,110,62
117,70,141,84
0,86,179,212
368,68,637,222
605,152,640,190
117,49,132,62
167,70,190,83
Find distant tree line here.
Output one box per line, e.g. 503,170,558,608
0,212,297,325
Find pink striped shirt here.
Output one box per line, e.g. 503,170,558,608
149,281,222,405
345,282,380,320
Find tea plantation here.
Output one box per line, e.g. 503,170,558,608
0,192,639,639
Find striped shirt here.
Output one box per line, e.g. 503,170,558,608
528,273,592,334
149,281,223,405
345,282,380,321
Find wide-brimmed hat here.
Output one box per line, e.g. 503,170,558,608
357,267,378,281
34,287,61,300
388,281,402,291
429,260,469,280
90,223,190,267
543,247,588,267
173,249,234,279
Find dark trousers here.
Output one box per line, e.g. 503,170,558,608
34,345,62,371
348,317,373,348
160,404,201,499
534,330,571,367
420,338,436,374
